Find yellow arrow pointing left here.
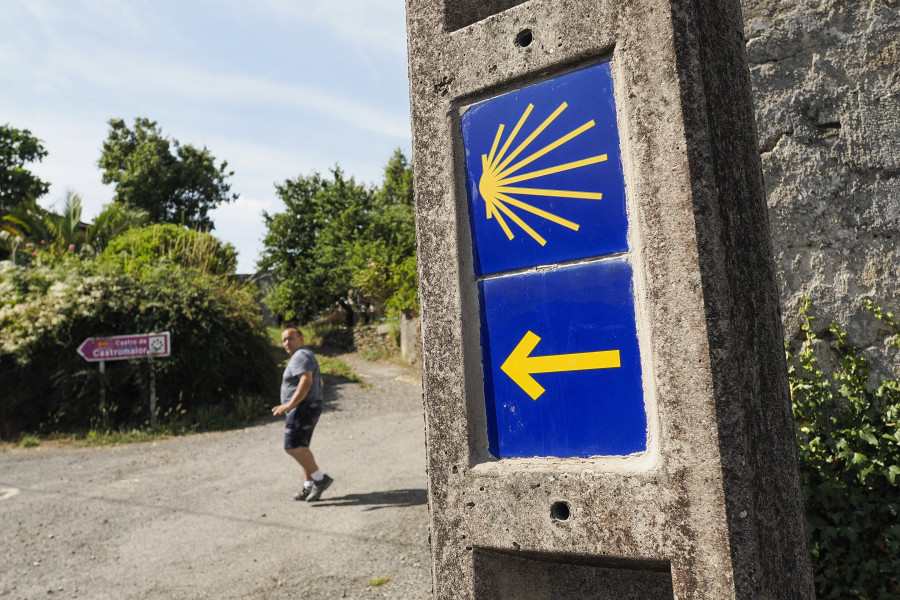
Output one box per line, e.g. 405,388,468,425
500,330,621,400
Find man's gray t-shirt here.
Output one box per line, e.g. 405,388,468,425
280,347,323,410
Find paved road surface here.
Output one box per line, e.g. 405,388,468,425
0,354,431,599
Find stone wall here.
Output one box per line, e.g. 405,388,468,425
352,323,398,356
320,319,421,367
741,0,900,377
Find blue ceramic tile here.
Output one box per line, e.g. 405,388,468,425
479,260,647,458
462,62,628,275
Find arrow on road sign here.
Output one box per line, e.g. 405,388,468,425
500,330,621,400
76,332,171,362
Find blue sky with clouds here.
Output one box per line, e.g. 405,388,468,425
1,0,411,272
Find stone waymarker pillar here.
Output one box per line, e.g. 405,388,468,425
405,1,815,598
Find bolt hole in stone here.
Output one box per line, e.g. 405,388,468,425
515,29,533,48
551,501,571,522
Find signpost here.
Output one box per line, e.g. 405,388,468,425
406,0,815,597
462,62,628,276
77,332,171,427
478,259,646,458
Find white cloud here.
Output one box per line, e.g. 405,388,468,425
5,1,410,141
253,0,408,55
198,137,334,197
41,46,410,141
19,0,155,40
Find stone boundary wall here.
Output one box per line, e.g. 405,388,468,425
398,314,421,367
320,318,421,367
741,0,900,378
352,323,398,356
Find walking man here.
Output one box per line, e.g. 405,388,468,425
272,326,333,501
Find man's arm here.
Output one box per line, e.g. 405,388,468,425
271,371,313,416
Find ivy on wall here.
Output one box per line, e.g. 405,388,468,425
789,298,900,599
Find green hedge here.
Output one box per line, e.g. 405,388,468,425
789,299,900,599
0,258,277,435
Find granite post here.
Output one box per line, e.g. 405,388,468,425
405,1,816,598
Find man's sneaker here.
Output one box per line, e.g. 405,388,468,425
306,474,334,502
294,486,312,501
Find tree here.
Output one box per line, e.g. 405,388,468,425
349,149,418,316
258,167,371,322
0,124,50,213
98,118,237,229
258,150,419,323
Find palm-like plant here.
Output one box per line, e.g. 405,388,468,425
1,192,148,262
85,201,148,254
47,191,87,249
0,195,53,263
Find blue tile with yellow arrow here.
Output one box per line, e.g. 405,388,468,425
478,259,647,458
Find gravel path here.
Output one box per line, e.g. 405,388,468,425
0,354,431,600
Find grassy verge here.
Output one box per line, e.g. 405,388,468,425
5,429,172,449
318,355,363,383
6,392,274,448
80,428,173,446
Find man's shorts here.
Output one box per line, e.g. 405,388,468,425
283,399,324,449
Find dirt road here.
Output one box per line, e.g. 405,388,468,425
0,354,431,599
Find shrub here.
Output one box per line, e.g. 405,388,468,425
0,258,277,436
788,298,900,599
101,223,237,276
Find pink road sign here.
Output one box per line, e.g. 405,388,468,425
76,332,171,362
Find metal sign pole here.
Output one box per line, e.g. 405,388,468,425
98,359,107,430
149,356,157,428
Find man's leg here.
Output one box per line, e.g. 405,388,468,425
284,446,319,482
283,402,332,501
285,446,333,501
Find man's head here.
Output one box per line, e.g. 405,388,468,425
281,327,305,355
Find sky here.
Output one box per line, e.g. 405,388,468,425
0,0,412,273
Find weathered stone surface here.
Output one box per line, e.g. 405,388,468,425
741,0,900,378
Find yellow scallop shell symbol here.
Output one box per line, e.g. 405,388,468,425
478,101,608,246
